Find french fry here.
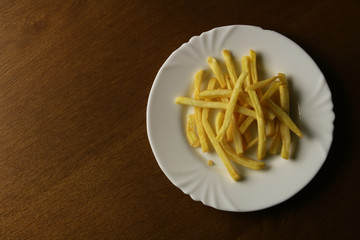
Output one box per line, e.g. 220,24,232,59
216,72,248,142
218,83,234,142
205,78,217,98
175,97,256,118
265,98,302,138
278,73,288,85
239,116,255,134
221,140,265,170
225,73,234,90
199,89,253,107
267,119,276,137
245,76,278,92
249,49,259,84
202,111,241,181
215,111,225,134
241,56,252,87
279,84,291,159
231,114,244,154
245,137,258,151
268,120,281,154
201,78,217,120
249,49,264,99
260,81,281,103
243,126,254,144
263,106,276,121
237,110,248,126
186,114,200,147
207,57,226,88
193,70,209,152
226,116,234,142
199,89,232,99
248,90,266,160
194,70,203,99
222,49,237,87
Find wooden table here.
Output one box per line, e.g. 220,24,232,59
0,0,359,239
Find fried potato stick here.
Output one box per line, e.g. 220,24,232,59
193,70,209,152
279,84,291,159
207,57,226,88
260,81,282,103
222,49,238,87
215,111,225,134
249,49,259,84
175,97,256,118
221,140,265,170
232,114,245,154
245,76,278,92
248,90,267,160
216,72,248,142
265,99,302,138
241,56,252,87
202,109,241,181
268,119,281,154
199,89,253,106
239,116,256,134
186,114,200,147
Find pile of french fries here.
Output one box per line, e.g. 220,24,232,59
176,49,302,181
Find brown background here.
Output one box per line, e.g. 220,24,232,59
0,0,359,239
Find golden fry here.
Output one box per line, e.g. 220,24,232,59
216,72,248,142
215,111,225,134
226,115,234,142
260,81,281,103
186,114,200,147
202,78,217,122
279,84,291,159
265,99,302,138
202,111,241,181
245,137,258,151
175,97,256,118
225,73,234,90
199,89,232,99
193,70,209,152
278,73,288,85
267,119,276,137
243,126,255,145
239,116,255,134
248,90,266,160
245,76,278,92
218,88,234,142
268,120,281,154
207,57,226,88
221,140,265,170
222,49,237,87
249,49,259,84
231,114,244,154
241,56,252,87
194,70,203,99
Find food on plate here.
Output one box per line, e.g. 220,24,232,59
193,70,209,152
185,114,200,147
176,49,302,181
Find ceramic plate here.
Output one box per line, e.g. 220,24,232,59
146,25,334,212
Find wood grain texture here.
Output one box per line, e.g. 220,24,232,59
0,0,359,239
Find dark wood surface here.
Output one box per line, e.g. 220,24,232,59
0,0,359,239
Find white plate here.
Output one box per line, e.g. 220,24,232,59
146,25,334,212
